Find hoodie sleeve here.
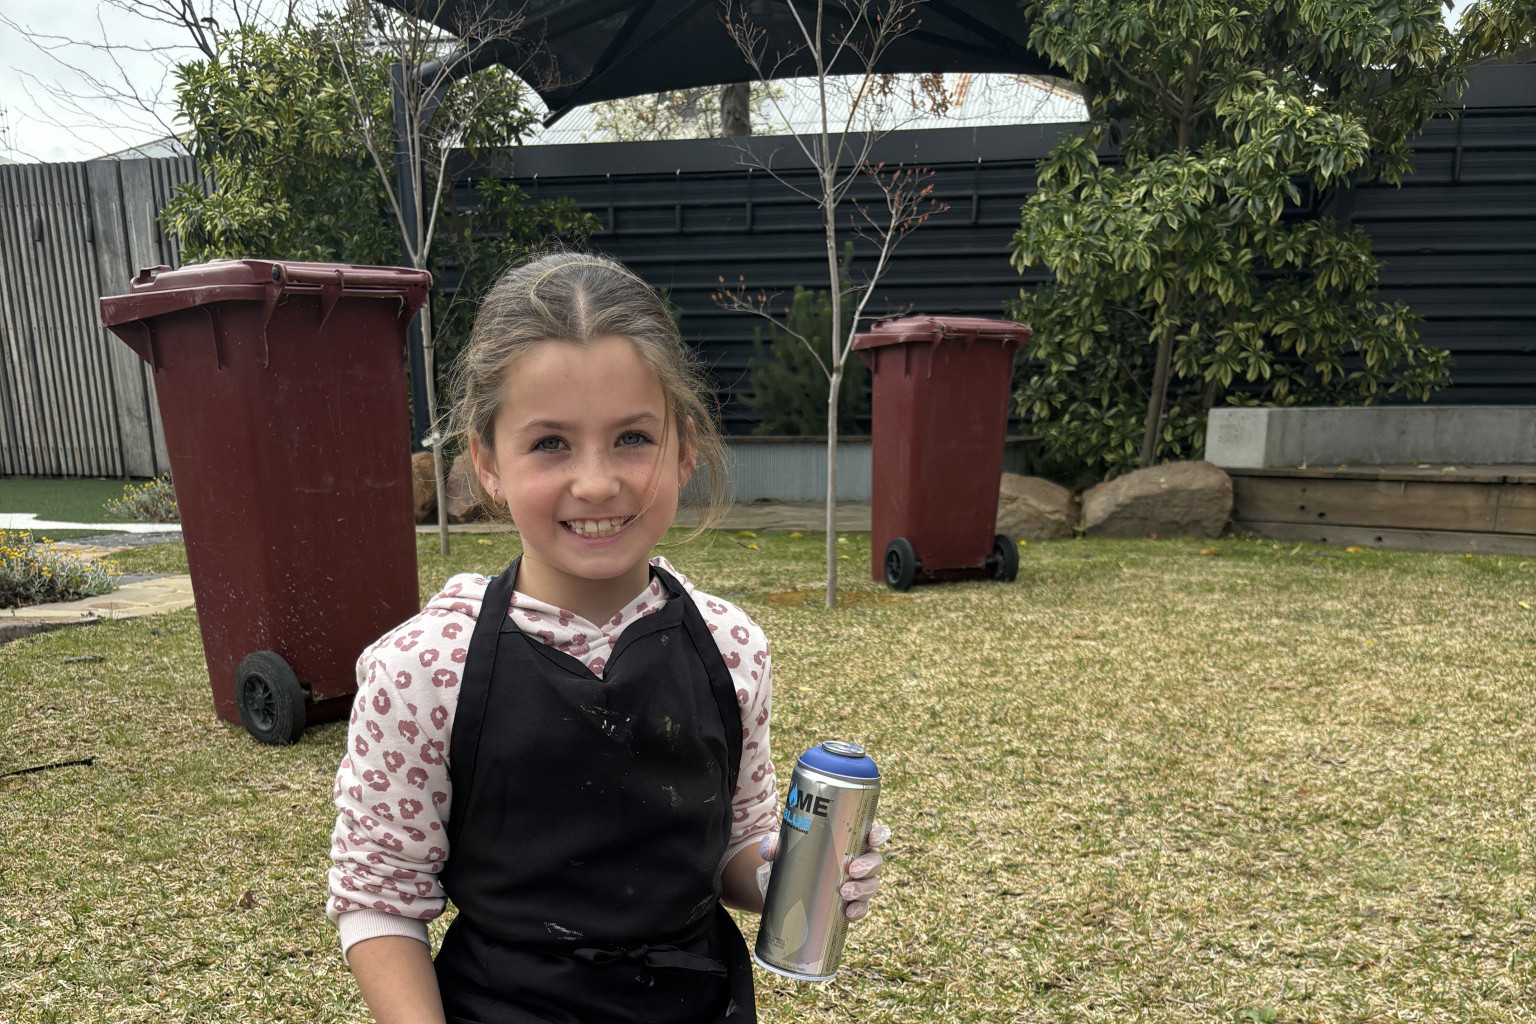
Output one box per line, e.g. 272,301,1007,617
685,584,780,860
325,574,486,959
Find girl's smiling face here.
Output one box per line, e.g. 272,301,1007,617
469,335,693,621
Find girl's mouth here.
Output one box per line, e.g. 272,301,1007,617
562,515,635,539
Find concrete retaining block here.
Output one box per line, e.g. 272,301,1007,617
1206,406,1536,469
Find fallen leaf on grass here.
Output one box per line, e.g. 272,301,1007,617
1519,601,1532,610
735,530,757,539
1199,548,1218,556
1346,546,1365,553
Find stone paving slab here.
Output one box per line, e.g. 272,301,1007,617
1,575,194,643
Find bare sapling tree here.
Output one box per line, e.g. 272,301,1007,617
715,0,944,608
330,0,539,555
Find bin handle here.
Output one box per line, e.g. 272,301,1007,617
118,320,161,371
198,305,225,370
316,268,345,332
258,264,286,368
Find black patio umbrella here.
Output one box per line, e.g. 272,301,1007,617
387,0,1061,124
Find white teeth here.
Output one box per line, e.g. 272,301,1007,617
566,517,630,538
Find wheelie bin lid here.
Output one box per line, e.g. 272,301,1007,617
850,315,1031,352
99,259,432,327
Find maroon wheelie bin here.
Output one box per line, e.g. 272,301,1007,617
852,316,1031,590
99,260,431,745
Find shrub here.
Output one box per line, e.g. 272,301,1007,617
744,245,868,436
104,474,179,523
0,532,121,609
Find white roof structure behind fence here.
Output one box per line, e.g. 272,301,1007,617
524,72,1088,145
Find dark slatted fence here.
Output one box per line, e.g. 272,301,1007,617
1337,65,1536,404
462,62,1534,433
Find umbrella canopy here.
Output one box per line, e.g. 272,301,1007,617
388,0,1061,124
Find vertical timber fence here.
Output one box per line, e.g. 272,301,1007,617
0,156,192,478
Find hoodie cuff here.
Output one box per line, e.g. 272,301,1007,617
337,908,431,964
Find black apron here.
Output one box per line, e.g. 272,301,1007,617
434,559,757,1024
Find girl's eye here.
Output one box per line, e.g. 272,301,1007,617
617,431,652,448
531,436,566,452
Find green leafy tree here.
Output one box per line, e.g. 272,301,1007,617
1457,0,1536,63
163,20,397,266
745,246,868,435
1007,0,1488,481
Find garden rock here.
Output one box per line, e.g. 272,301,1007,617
996,473,1077,540
445,454,485,523
411,451,437,523
1080,461,1233,539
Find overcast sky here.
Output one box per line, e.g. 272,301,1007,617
0,1,203,161
0,0,1471,165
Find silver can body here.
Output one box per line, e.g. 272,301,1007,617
753,741,881,981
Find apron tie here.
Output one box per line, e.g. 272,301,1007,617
573,943,728,976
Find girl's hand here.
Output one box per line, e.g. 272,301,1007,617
757,822,892,922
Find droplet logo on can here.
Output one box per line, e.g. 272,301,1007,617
753,740,881,982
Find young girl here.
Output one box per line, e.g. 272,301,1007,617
327,252,887,1024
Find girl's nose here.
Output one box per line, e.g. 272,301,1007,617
569,451,623,503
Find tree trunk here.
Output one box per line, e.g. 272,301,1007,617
720,83,751,137
821,217,841,608
817,38,840,611
420,295,450,556
1140,59,1201,468
1139,281,1182,469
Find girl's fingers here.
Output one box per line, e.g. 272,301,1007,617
843,899,871,922
867,822,891,848
839,876,879,901
847,851,883,879
759,832,779,861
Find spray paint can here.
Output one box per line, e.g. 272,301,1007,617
753,740,881,981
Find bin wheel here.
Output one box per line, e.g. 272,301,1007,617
884,537,919,591
236,651,307,746
988,534,1019,582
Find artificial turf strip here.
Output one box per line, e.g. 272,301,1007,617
3,532,1534,1022
0,478,145,524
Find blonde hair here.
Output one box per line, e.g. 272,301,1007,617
447,251,733,538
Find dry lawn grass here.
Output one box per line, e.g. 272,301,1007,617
1,531,1533,1023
